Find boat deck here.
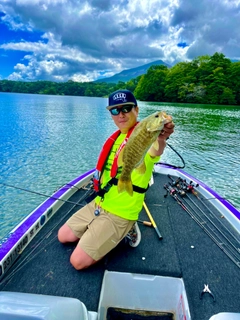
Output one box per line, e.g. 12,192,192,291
1,172,240,320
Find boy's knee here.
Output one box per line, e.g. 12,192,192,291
70,246,97,270
70,255,94,270
70,258,84,270
57,229,64,243
58,224,79,243
58,227,69,243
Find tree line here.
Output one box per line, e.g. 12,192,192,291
134,53,240,105
0,53,239,105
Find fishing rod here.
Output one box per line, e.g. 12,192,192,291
180,177,232,207
0,183,94,287
168,181,240,261
179,177,230,202
143,201,163,239
138,219,152,227
1,181,153,225
169,176,240,250
164,183,191,214
168,174,231,202
0,181,94,208
164,183,240,268
168,175,240,246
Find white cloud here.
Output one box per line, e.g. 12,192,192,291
0,0,239,81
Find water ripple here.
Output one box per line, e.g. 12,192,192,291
0,93,239,239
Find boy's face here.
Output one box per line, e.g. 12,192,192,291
110,105,139,133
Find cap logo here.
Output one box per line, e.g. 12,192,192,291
113,92,127,102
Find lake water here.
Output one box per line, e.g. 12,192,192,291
0,92,240,239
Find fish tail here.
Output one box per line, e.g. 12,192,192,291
117,179,133,196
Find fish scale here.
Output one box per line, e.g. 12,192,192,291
117,111,171,196
122,130,158,178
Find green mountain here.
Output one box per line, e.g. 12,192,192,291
95,60,171,83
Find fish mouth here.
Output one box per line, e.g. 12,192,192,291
147,124,165,132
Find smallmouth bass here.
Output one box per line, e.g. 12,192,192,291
117,111,172,196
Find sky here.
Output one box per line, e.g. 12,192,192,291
0,0,239,82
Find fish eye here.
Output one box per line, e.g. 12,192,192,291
155,115,159,118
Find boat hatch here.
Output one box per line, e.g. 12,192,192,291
98,271,191,320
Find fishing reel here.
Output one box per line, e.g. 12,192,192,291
166,175,200,198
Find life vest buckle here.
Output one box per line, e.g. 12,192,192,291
93,170,101,192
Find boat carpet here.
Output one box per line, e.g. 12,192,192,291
1,172,240,320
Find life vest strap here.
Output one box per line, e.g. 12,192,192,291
96,177,149,198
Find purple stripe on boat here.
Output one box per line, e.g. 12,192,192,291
0,169,95,261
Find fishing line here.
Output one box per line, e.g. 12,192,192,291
173,176,240,245
164,183,240,269
0,139,185,201
173,184,240,257
0,186,94,287
0,234,58,288
0,181,93,208
157,142,185,169
0,142,185,207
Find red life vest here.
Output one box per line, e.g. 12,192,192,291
93,124,137,192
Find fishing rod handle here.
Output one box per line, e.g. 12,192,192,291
138,220,152,227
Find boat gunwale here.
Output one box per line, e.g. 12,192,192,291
0,169,94,278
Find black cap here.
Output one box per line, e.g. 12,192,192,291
106,89,137,110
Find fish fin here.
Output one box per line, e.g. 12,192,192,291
152,140,159,151
117,179,133,196
117,148,124,167
135,161,146,174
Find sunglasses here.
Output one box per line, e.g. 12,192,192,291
109,105,135,116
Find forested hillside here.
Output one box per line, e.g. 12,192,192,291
134,53,240,105
0,53,239,105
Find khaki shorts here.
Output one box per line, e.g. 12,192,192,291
66,200,135,261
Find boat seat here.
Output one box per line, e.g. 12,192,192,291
0,291,97,320
209,313,240,319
